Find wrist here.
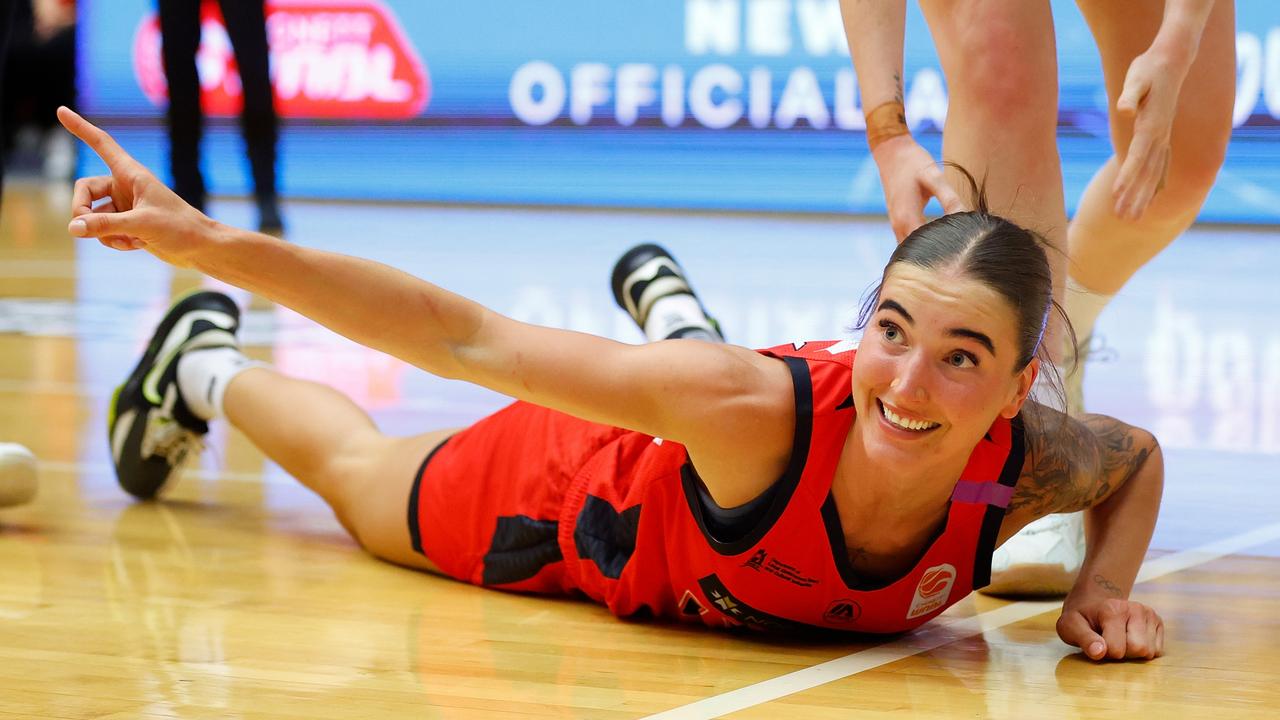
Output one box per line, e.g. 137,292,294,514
865,100,910,152
1148,24,1201,73
193,218,251,274
1065,570,1129,607
869,130,916,164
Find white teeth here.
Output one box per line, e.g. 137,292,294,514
880,402,939,432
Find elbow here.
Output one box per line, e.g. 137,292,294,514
1135,427,1165,502
1137,427,1162,469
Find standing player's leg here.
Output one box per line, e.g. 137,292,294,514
1066,0,1235,410
156,0,207,210
918,0,1069,364
110,291,449,571
0,0,14,208
917,0,1085,597
217,0,283,235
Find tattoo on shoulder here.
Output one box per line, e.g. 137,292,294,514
1007,403,1154,518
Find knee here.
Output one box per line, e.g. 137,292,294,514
943,20,1057,128
309,434,391,542
1160,130,1229,212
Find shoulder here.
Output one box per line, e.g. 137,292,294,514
759,339,858,366
1005,402,1158,521
671,343,800,507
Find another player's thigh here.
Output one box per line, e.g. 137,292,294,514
917,0,1064,223
345,428,457,574
917,0,1059,109
1077,0,1235,172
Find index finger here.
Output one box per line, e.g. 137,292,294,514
919,166,967,215
72,176,114,216
1098,602,1129,660
57,106,137,173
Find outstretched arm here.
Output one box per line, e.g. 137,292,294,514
1007,402,1164,661
57,108,795,474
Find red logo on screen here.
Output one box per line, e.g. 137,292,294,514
132,0,430,119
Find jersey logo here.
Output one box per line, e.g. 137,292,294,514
823,599,862,624
739,549,819,587
698,575,804,631
906,563,957,620
679,589,708,616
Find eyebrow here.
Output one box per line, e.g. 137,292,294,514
877,298,997,356
877,299,914,324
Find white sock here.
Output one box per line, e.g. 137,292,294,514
176,347,262,420
1065,276,1114,348
644,293,718,341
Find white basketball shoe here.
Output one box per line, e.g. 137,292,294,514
982,511,1086,597
0,443,38,508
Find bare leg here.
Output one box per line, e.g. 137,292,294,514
1069,0,1235,296
917,1,1082,597
222,366,453,571
918,0,1069,364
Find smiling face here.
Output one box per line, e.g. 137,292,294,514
851,262,1039,473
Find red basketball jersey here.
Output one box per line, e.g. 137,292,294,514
558,340,1024,633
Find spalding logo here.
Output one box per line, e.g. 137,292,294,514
918,566,954,596
906,563,956,619
132,0,430,118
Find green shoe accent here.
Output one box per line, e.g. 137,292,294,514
108,385,122,426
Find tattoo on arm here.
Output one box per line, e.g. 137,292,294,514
1008,403,1154,518
1092,573,1124,598
893,72,903,104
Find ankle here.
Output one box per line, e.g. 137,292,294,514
176,347,261,420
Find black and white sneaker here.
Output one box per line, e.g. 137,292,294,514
108,291,241,499
610,243,725,342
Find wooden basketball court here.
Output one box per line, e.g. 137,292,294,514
2,183,1277,718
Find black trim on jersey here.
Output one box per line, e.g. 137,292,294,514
407,436,453,556
971,414,1026,590
822,494,953,592
680,355,814,556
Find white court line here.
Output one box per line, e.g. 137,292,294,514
38,460,271,485
642,521,1280,720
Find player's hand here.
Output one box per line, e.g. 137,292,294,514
1056,597,1165,661
58,106,214,269
1111,47,1189,222
871,134,966,242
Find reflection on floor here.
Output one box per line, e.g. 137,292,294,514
2,182,1278,718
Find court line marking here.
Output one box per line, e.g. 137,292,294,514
37,460,272,485
641,521,1280,720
